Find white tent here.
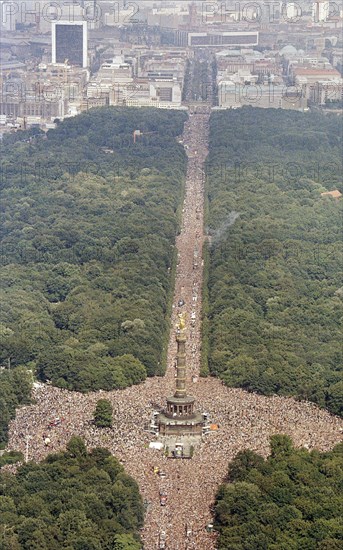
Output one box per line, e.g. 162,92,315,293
149,442,164,450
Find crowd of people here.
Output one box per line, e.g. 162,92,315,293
6,111,343,550
168,110,210,384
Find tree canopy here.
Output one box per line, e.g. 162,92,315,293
0,107,187,387
0,106,187,442
0,367,32,445
94,399,113,428
0,437,144,549
215,436,343,549
203,107,342,416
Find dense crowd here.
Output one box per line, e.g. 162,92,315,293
6,112,343,550
7,378,342,549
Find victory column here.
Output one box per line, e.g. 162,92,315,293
156,313,207,456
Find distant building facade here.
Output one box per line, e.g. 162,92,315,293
218,80,307,110
188,31,259,48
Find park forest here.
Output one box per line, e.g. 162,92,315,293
202,107,342,418
214,435,343,550
0,107,187,443
0,436,144,550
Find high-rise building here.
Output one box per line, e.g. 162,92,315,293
52,21,88,68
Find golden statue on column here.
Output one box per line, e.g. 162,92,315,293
177,312,186,331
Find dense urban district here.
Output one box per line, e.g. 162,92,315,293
1,1,343,127
0,102,342,550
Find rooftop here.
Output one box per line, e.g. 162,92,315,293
294,68,341,76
